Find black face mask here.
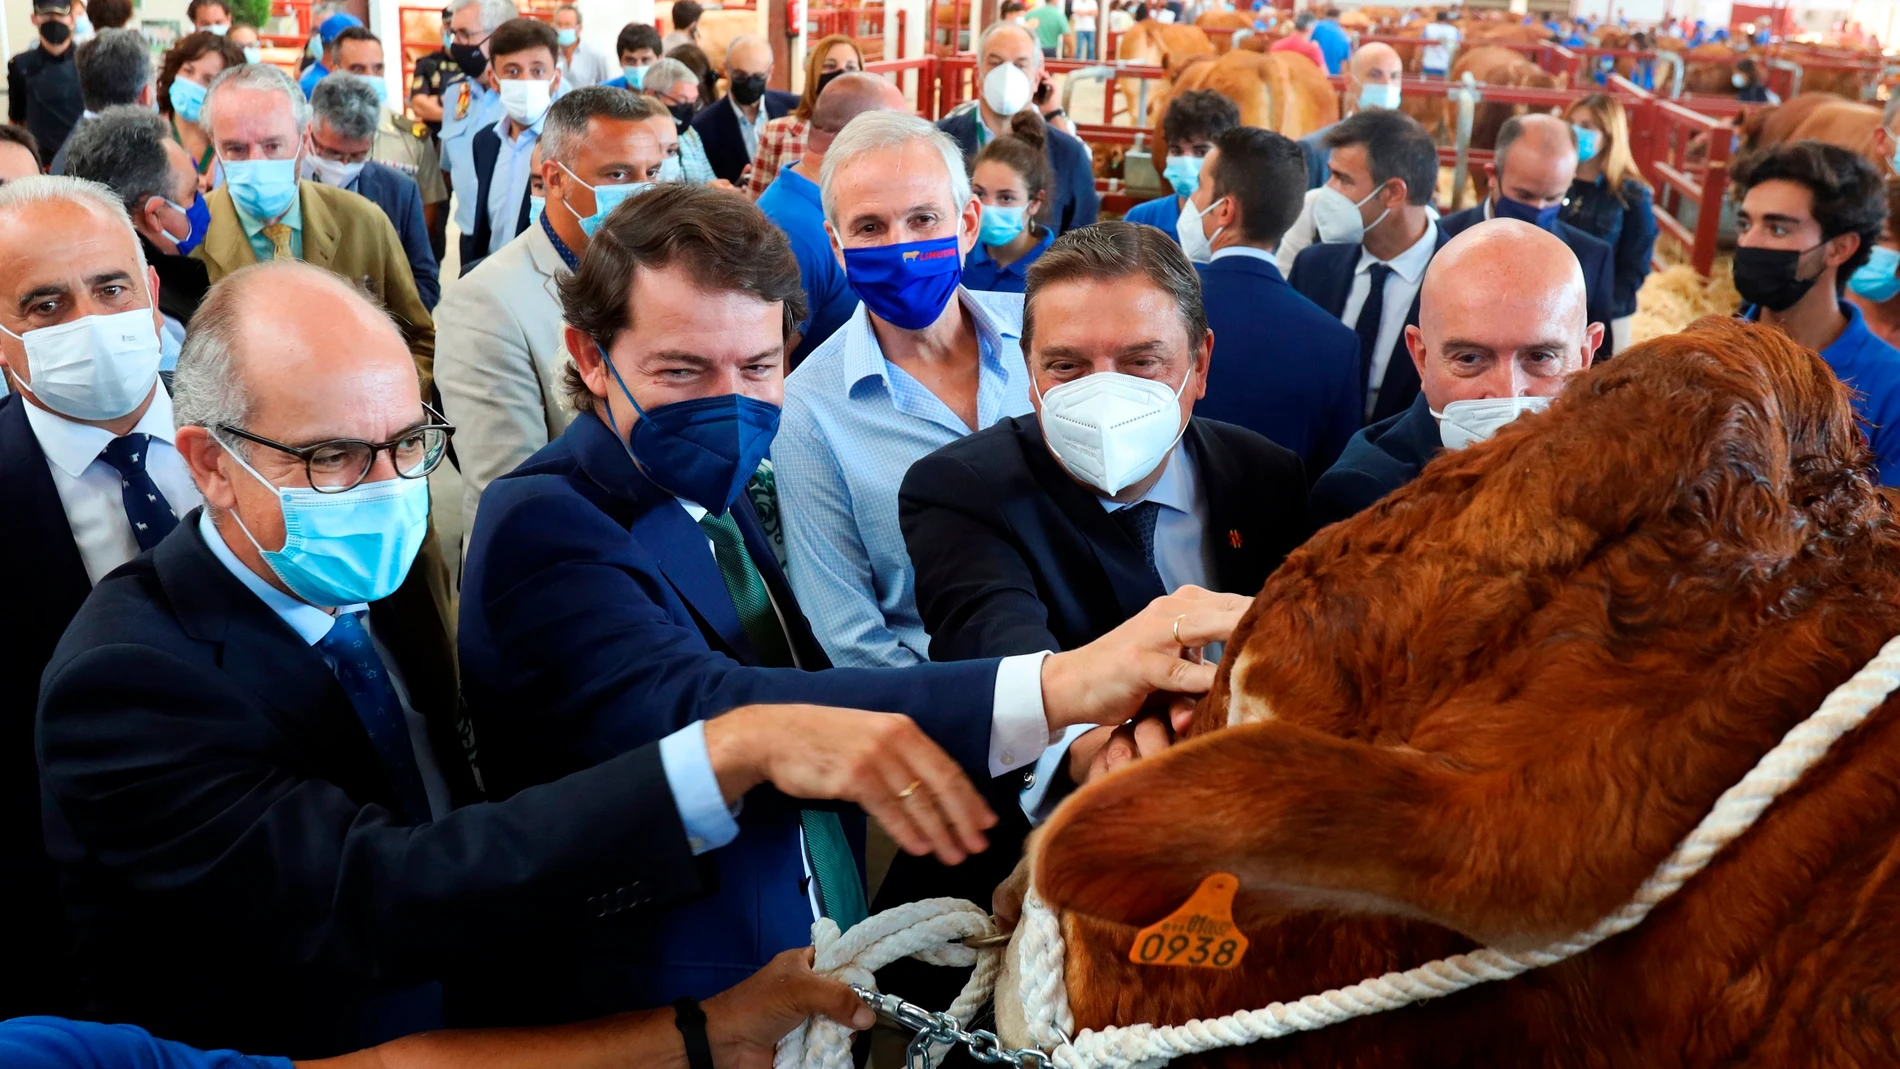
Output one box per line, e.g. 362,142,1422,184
668,101,696,128
729,72,768,106
40,19,72,46
450,41,487,81
1733,243,1824,313
814,68,847,98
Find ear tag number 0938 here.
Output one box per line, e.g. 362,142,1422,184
1128,872,1248,969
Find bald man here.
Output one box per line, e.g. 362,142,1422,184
1298,42,1406,190
1306,218,1601,530
692,34,796,183
758,72,908,366
1440,112,1616,349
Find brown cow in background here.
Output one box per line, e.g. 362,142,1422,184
1446,45,1564,200
1016,317,1900,1067
1157,49,1339,138
1740,93,1884,169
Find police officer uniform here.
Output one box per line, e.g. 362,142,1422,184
7,0,83,164
408,48,460,141
437,74,505,237
374,108,449,207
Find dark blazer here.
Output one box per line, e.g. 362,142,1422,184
1195,254,1361,472
36,510,705,1058
1306,391,1441,532
0,394,87,1021
938,107,1100,235
458,409,1008,1019
1289,226,1451,425
352,161,441,310
1296,120,1337,190
461,121,534,278
1437,205,1616,350
691,90,798,184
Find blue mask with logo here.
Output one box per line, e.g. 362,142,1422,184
841,235,963,331
559,162,652,237
1161,154,1200,197
223,443,432,606
1494,193,1560,230
1849,245,1900,303
351,72,390,106
169,77,207,123
224,157,300,220
980,204,1027,245
597,343,781,515
160,191,213,255
1573,124,1602,162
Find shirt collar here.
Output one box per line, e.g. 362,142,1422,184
22,377,176,480
1210,245,1279,265
540,209,580,271
775,161,821,208
195,508,367,645
1097,438,1196,514
1355,218,1437,283
234,182,303,238
973,228,1055,277
842,286,1021,392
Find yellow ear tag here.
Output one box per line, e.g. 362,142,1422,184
1128,872,1249,969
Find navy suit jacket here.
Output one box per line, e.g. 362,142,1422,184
938,107,1100,235
352,161,441,310
1195,254,1361,472
36,509,706,1058
1306,392,1441,532
459,409,1007,1018
1438,205,1615,353
1288,227,1451,426
691,91,798,184
461,122,534,278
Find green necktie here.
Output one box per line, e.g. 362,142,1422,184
697,510,869,931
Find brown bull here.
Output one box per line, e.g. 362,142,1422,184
1116,21,1218,123
1153,48,1339,141
1681,42,1742,95
1740,92,1884,169
1022,317,1900,1067
1194,10,1252,54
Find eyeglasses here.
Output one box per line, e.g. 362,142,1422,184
218,405,456,493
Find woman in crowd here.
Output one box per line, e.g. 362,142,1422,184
666,42,722,116
1560,92,1657,353
158,31,246,191
747,34,863,197
962,111,1056,292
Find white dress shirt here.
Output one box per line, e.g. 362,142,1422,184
24,388,202,585
557,42,617,89
1337,219,1439,419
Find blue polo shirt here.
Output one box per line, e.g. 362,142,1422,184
297,61,329,99
1123,193,1182,242
757,161,858,369
0,1017,290,1069
963,226,1055,293
1748,300,1900,485
1311,19,1351,74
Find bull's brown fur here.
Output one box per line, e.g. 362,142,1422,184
1032,318,1900,1066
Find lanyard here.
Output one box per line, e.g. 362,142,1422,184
171,114,215,175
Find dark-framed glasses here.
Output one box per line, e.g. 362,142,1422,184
219,405,456,493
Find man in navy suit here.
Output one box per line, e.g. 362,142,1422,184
1436,113,1615,356
937,20,1098,235
308,73,441,308
1308,218,1601,530
459,184,1248,1022
1289,109,1447,426
690,35,796,184
1188,126,1361,471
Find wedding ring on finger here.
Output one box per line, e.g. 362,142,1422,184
897,779,923,800
1172,613,1187,648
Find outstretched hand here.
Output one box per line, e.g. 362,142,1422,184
1039,586,1250,733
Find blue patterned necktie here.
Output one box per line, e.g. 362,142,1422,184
1112,499,1166,593
318,612,434,823
1354,262,1394,406
98,434,179,552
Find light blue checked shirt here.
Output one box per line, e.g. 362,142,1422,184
775,288,1035,668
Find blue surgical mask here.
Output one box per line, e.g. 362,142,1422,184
74,15,94,39
1161,154,1200,197
559,162,652,237
222,443,432,606
528,194,545,224
557,27,578,46
242,45,262,64
980,204,1027,245
623,64,649,89
1889,139,1900,177
1850,246,1900,303
159,191,213,255
1573,124,1602,162
169,77,207,123
1494,193,1560,230
841,235,963,331
598,343,781,515
1357,81,1401,110
223,157,301,220
351,72,390,107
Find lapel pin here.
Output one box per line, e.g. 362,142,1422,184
1228,529,1242,549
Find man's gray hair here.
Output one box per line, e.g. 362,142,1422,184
311,72,382,141
542,84,659,166
75,28,153,111
204,62,313,138
448,0,520,34
977,19,1041,68
820,110,971,224
0,175,147,273
61,107,177,216
644,57,697,95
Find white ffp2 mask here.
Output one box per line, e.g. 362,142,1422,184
1431,395,1552,451
982,63,1033,117
499,78,554,126
1,308,163,422
1037,366,1192,495
1176,195,1226,264
1312,182,1390,245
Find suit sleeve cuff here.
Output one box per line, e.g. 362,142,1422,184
988,651,1052,778
1020,723,1093,825
658,720,740,856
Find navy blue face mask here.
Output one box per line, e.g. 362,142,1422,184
1494,193,1561,230
841,234,964,331
598,343,781,515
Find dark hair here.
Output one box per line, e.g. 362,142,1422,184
1024,221,1206,355
1436,9,1453,20
331,25,382,52
76,28,152,111
557,183,807,413
0,124,42,170
1209,126,1305,247
1887,176,1900,243
1293,11,1316,30
157,32,247,119
490,16,559,64
973,109,1054,226
88,0,134,29
1322,108,1438,206
1731,140,1886,291
671,0,704,31
667,42,719,104
63,106,176,214
1000,0,1027,15
1735,56,1759,82
1161,89,1239,156
617,22,663,59
186,0,230,22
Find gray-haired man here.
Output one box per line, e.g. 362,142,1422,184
308,71,442,308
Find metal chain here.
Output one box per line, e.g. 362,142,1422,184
853,984,1051,1069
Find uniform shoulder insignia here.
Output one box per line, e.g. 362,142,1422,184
412,121,429,138
455,83,471,120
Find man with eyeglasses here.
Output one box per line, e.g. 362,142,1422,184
437,0,517,247
36,255,990,1055
307,72,441,309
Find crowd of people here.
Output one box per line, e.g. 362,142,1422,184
4,3,1900,1067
